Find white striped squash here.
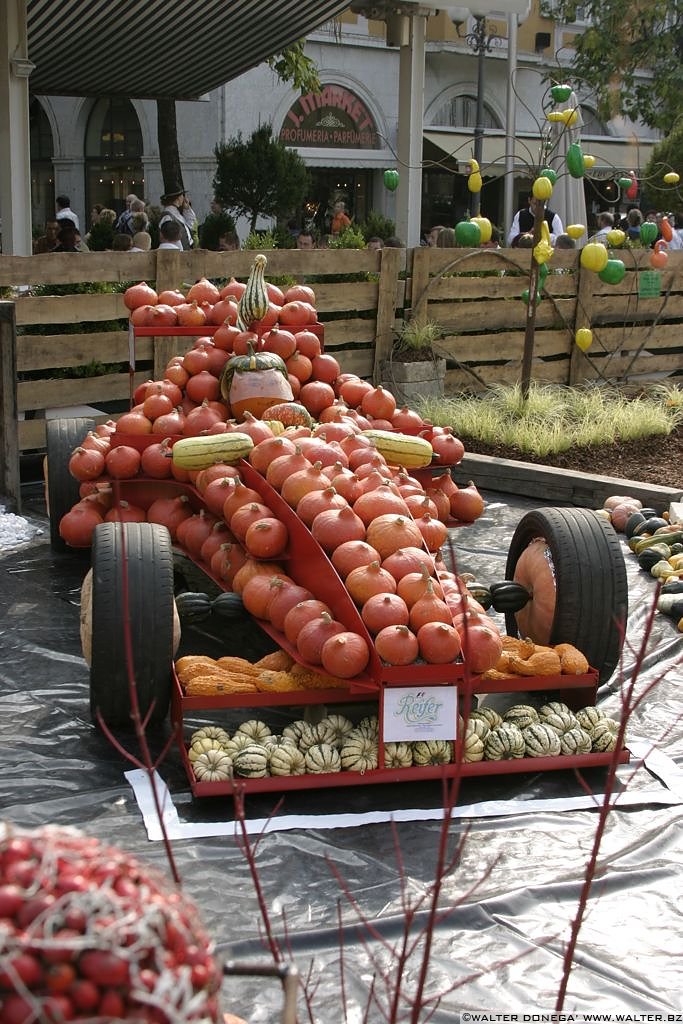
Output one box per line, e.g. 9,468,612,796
234,719,272,744
575,706,605,734
232,743,270,777
483,723,525,761
470,707,503,731
192,748,233,782
559,726,593,755
523,722,561,757
340,732,378,773
591,720,618,752
383,741,413,768
318,714,355,748
504,704,539,731
171,432,254,470
304,743,341,774
361,429,433,469
462,728,485,763
269,744,306,776
412,739,453,766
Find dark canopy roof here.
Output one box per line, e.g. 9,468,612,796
27,0,349,99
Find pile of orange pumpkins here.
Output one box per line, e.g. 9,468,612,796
57,274,503,677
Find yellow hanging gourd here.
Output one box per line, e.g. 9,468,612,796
575,328,593,351
532,176,553,201
580,242,609,273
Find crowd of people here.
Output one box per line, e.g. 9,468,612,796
31,188,683,257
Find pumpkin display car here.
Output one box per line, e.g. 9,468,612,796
44,255,629,790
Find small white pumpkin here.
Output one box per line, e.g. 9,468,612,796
318,713,355,748
283,720,310,746
190,725,231,748
234,719,272,744
383,741,413,768
192,748,233,782
483,723,525,761
462,728,485,763
591,720,618,752
575,706,606,734
305,743,342,774
188,736,224,763
412,739,453,766
224,731,254,758
232,743,270,777
504,705,539,731
269,744,306,776
560,726,593,755
523,722,561,758
465,717,489,741
340,731,378,773
471,707,503,730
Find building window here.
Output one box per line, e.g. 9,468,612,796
85,97,144,216
431,94,501,131
580,108,609,136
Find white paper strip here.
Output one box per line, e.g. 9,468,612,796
126,740,683,841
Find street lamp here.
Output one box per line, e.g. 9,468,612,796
454,12,502,216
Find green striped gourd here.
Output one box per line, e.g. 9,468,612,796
237,253,269,329
539,706,578,735
304,743,341,774
559,726,593,755
523,722,561,757
232,743,270,777
412,739,453,766
269,744,306,776
483,723,525,761
358,715,379,739
307,720,339,748
504,704,539,731
224,731,256,758
383,741,413,768
361,429,433,469
188,736,225,762
172,432,254,470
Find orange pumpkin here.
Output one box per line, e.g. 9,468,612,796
220,347,293,419
512,538,556,643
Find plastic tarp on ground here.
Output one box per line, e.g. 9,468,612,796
1,485,682,1021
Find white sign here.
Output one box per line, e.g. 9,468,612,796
383,686,459,742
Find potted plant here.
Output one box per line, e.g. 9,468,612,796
380,317,447,406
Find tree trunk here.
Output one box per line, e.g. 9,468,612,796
156,97,184,194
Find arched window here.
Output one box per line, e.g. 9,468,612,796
30,98,55,231
85,97,144,219
580,108,609,136
431,94,501,131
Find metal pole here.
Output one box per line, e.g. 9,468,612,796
472,17,486,217
504,12,518,236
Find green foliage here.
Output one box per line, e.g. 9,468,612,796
213,124,310,233
199,211,237,250
328,226,367,249
359,211,396,242
394,318,443,356
421,382,682,456
243,230,278,250
549,0,683,131
642,125,683,209
267,40,321,94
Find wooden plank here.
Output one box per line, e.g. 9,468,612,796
323,318,377,347
16,331,149,370
312,280,380,314
373,246,403,383
0,252,156,286
440,328,571,362
409,246,431,322
578,351,683,378
0,303,20,509
428,297,575,332
445,358,568,392
17,371,149,412
14,292,126,326
589,322,683,350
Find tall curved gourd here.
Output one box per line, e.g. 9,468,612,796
237,253,270,330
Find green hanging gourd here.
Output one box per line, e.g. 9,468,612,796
566,142,585,179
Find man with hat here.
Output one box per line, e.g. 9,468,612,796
158,186,195,250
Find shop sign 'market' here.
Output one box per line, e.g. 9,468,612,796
280,85,380,148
